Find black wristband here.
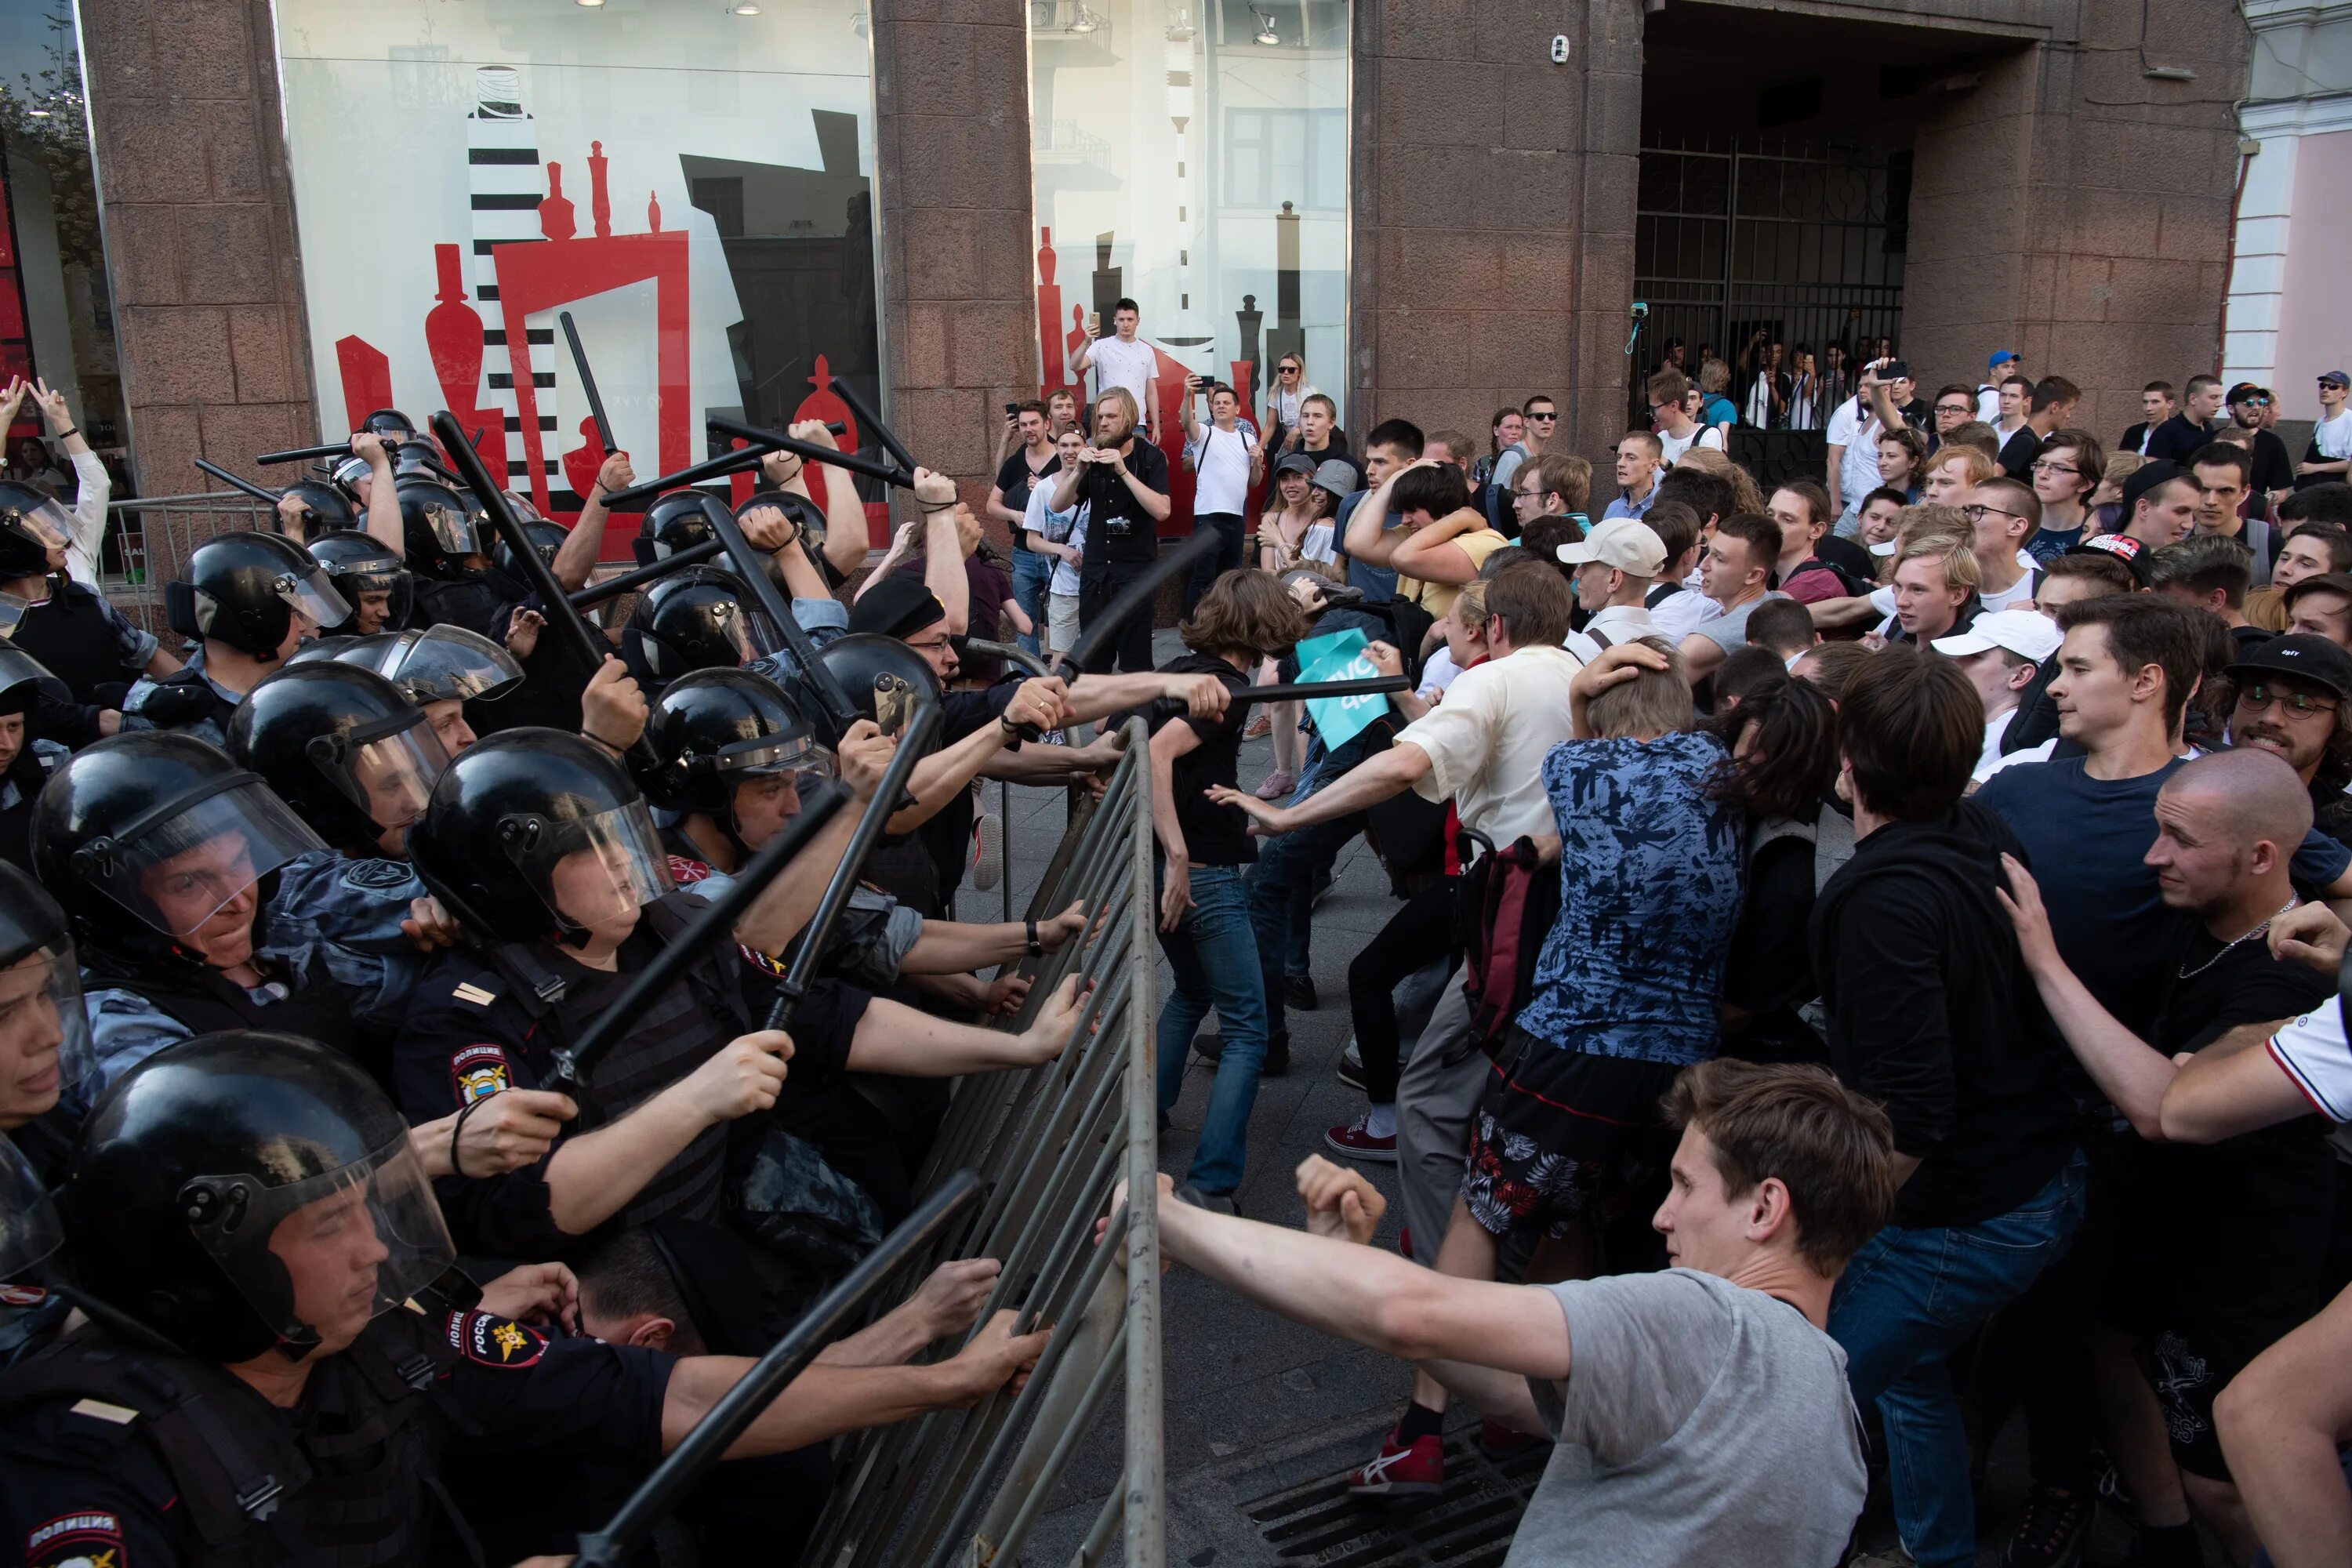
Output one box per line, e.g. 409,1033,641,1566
53,426,76,441
1025,919,1043,956
448,1094,492,1180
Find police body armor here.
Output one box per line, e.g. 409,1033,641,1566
9,579,137,703
410,578,511,644
0,739,65,871
83,944,360,1062
0,1312,464,1568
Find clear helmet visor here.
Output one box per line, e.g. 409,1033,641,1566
0,935,96,1130
182,1132,456,1352
5,495,72,554
278,564,352,632
506,796,674,933
0,1136,60,1279
717,728,834,790
74,777,327,940
419,498,481,557
315,712,449,833
0,592,25,639
371,624,524,704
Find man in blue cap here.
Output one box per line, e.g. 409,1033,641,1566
1976,350,2022,423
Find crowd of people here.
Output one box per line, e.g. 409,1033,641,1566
1,296,2350,1568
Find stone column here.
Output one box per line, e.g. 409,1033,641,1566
871,0,1039,531
1349,0,1645,460
80,0,318,534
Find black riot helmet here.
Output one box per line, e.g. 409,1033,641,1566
637,668,833,852
277,477,358,543
0,860,96,1132
0,641,71,717
629,567,783,687
343,623,524,709
304,528,412,637
29,731,328,970
228,663,449,857
809,632,942,740
494,518,569,584
397,476,489,579
165,530,351,660
737,486,828,554
633,488,727,568
408,728,673,946
60,1030,455,1363
361,408,418,444
0,480,73,581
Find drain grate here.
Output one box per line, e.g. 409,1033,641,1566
1246,1432,1552,1566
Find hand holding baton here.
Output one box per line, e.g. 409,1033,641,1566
559,311,616,456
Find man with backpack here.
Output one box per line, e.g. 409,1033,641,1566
1769,481,1875,605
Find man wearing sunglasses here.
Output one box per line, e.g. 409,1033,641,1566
2226,383,2296,516
2226,634,2352,847
1483,394,1560,532
2296,369,2352,491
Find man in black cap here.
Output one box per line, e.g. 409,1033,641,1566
2114,459,2201,550
2227,632,2352,847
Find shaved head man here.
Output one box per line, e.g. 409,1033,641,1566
2000,742,2330,1567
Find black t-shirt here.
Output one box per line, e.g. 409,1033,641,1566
994,448,1062,520
2245,427,2297,497
1719,827,1826,1065
1157,650,1254,866
1814,534,1875,583
1076,437,1171,568
2144,412,2218,464
1998,426,2044,481
916,678,1023,908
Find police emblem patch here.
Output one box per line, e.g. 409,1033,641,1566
26,1510,124,1568
448,1309,545,1368
448,1044,511,1104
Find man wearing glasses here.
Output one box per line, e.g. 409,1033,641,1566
2226,384,2296,516
2296,369,2352,491
1930,385,1977,451
2226,634,2352,844
1646,371,1721,466
1484,395,1561,531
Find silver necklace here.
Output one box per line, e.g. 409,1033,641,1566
2176,897,2296,981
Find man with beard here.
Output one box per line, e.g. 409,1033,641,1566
2226,634,2352,847
1047,387,1172,673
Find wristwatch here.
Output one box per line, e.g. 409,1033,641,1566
1025,919,1044,957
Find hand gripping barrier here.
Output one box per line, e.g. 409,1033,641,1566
808,716,1163,1568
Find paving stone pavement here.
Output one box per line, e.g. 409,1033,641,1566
939,631,2136,1566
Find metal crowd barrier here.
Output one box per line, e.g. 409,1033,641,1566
811,716,1163,1568
99,491,276,632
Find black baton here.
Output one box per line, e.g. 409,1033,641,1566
559,311,616,456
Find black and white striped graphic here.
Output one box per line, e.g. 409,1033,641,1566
469,65,548,481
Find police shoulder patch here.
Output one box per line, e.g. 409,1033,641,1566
341,857,419,893
445,1309,545,1369
448,1044,511,1105
25,1509,125,1567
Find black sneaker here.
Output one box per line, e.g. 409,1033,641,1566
1283,975,1319,1011
1187,1034,1288,1076
2003,1486,2092,1568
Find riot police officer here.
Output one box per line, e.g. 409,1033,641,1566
27,730,400,1087
125,530,350,747
624,564,782,691
307,528,412,637
0,645,69,869
0,1030,1049,1566
399,473,506,639
0,864,93,1367
0,481,173,739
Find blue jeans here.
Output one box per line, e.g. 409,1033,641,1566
1828,1152,2087,1568
1243,812,1363,1055
1009,546,1052,659
1183,512,1247,615
1156,863,1269,1195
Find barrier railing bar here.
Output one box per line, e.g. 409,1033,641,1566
1080,1487,1125,1568
982,1316,1130,1565
1120,712,1166,1568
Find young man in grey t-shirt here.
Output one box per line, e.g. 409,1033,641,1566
1134,1058,1896,1567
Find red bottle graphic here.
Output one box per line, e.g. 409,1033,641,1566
1036,227,1065,394
540,162,575,241
589,140,612,240
425,243,484,412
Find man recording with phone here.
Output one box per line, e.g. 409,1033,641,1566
1047,387,1172,673
1180,375,1265,615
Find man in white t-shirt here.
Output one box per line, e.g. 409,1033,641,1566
1178,377,1263,614
1933,608,2062,779
1824,372,1886,531
1646,368,1722,465
1976,350,2021,423
2299,368,2352,488
1066,296,1161,447
1134,1057,1890,1568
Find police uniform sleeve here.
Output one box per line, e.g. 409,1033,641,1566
83,988,193,1098
396,967,571,1260
1,1411,193,1567
433,1310,673,1469
94,590,160,672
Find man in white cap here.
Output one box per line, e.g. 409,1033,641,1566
1558,517,1668,657
1931,606,2064,780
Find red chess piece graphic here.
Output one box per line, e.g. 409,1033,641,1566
540,162,576,241
561,416,608,504
647,191,662,233
335,336,394,435
1036,227,1065,394
1065,304,1091,394
792,354,865,535
589,140,612,240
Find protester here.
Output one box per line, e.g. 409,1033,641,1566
2026,428,2103,562
1603,430,1664,520
1679,511,1787,682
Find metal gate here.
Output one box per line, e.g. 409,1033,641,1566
1632,135,1907,423
810,717,1163,1568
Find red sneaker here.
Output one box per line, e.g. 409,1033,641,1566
1347,1427,1444,1497
1477,1416,1547,1460
1325,1116,1399,1163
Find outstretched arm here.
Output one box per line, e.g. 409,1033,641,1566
554,451,633,592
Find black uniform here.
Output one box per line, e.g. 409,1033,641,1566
9,579,149,713
0,1306,672,1568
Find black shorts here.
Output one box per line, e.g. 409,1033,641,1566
1459,1026,1682,1241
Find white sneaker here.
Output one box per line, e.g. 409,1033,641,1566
971,811,1004,891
